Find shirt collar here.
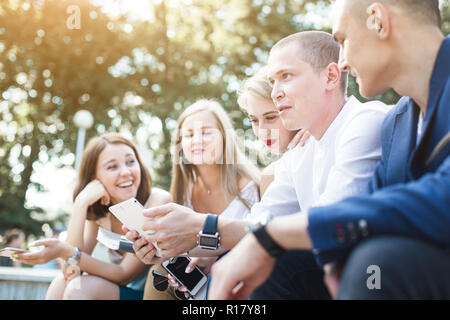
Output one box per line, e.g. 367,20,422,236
318,96,357,147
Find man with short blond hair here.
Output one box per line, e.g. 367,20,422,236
271,31,348,92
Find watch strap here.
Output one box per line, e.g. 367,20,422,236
203,214,218,235
198,214,220,250
252,225,286,258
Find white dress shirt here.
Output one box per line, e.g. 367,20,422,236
248,96,390,219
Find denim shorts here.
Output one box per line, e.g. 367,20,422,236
119,286,144,300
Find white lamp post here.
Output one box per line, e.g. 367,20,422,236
73,110,94,171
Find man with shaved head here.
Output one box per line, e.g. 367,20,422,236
209,0,450,299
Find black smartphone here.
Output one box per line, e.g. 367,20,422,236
162,256,208,296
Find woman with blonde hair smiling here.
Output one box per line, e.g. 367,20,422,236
170,99,260,213
129,99,261,299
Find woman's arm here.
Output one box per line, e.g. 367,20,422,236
259,163,275,198
78,251,148,286
144,187,173,208
18,239,147,286
66,180,110,251
65,200,90,251
82,220,99,255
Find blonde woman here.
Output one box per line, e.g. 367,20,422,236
170,99,261,215
237,66,307,196
128,99,261,299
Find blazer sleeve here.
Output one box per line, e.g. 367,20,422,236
307,154,450,266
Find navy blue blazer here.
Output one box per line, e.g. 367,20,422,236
307,36,450,267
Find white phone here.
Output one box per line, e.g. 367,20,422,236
162,256,208,297
108,198,162,257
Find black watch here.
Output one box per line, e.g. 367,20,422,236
247,215,286,258
197,214,220,250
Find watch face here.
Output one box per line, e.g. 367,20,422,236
199,236,218,248
67,257,76,266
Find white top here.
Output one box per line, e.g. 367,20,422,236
186,180,260,219
417,112,424,146
248,96,390,219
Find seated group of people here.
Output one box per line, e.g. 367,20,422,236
15,0,450,300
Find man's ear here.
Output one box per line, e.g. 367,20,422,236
366,2,390,39
324,62,341,91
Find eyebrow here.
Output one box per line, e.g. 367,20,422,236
183,126,216,131
248,111,278,117
102,153,134,166
268,67,296,84
272,68,292,77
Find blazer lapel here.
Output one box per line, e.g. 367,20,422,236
387,102,418,184
410,37,450,177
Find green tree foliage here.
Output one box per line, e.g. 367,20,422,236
0,0,448,236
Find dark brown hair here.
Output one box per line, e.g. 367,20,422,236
3,229,24,245
72,133,152,221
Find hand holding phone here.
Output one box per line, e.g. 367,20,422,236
162,256,208,297
0,247,30,258
109,198,162,257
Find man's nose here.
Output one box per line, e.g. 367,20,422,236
271,82,284,102
338,53,350,73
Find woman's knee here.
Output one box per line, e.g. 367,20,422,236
46,273,68,300
63,275,119,300
63,276,89,300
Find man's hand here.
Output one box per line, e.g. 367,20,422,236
287,128,311,150
123,227,165,265
168,257,217,298
208,233,276,300
141,203,204,258
323,261,344,299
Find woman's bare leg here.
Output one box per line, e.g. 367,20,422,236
45,274,68,300
63,274,120,300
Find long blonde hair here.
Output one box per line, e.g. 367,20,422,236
170,99,260,209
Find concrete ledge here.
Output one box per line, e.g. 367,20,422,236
0,267,61,300
0,267,60,282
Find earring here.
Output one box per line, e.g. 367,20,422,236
366,14,381,31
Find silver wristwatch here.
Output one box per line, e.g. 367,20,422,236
65,247,81,266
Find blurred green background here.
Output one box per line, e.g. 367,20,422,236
0,0,449,239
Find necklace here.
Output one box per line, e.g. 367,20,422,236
198,176,212,195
